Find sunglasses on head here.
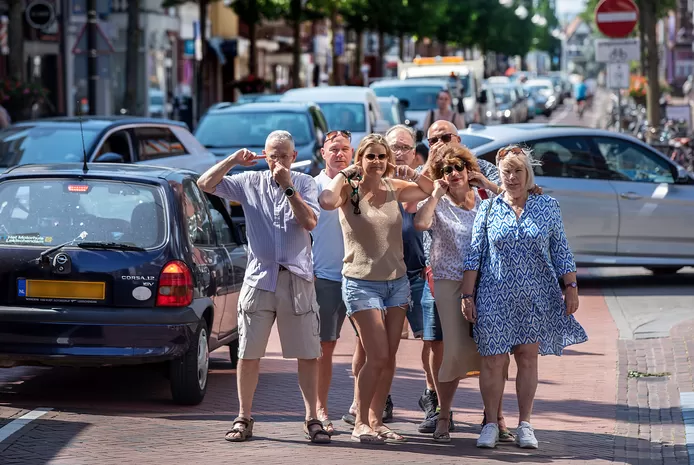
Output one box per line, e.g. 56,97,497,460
365,153,387,161
443,163,466,175
326,130,352,142
428,133,455,145
497,146,525,160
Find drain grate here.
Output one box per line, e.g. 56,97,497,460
628,370,671,378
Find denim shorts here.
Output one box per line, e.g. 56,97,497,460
341,275,411,316
408,274,443,341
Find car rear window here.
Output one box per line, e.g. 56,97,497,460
0,179,166,249
0,126,101,167
195,111,313,147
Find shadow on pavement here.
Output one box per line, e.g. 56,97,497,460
0,355,686,463
0,418,89,464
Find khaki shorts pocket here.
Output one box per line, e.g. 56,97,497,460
291,275,317,315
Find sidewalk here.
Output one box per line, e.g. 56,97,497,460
2,289,693,464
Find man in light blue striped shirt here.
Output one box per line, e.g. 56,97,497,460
198,130,330,444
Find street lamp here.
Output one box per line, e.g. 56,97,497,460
515,5,528,19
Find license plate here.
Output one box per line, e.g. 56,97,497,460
17,279,106,300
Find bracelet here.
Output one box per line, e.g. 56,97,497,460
339,170,348,179
461,293,474,300
410,171,420,183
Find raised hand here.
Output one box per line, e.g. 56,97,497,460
389,163,415,180
272,162,292,189
432,179,449,199
229,148,260,167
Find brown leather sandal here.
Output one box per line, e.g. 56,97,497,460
304,418,331,444
225,416,254,442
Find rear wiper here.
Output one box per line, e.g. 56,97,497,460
35,231,89,264
77,242,146,251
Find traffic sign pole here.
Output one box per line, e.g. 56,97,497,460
595,0,639,133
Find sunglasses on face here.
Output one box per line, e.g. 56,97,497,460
428,133,455,145
326,130,352,142
364,153,387,161
443,163,466,175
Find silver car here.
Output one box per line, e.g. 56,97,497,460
459,124,694,275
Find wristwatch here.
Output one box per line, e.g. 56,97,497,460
565,281,578,289
284,186,296,198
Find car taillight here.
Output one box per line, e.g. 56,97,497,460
156,260,193,307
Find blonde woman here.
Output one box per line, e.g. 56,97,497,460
414,145,512,443
319,134,433,444
461,145,588,450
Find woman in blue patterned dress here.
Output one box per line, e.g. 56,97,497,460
461,145,588,450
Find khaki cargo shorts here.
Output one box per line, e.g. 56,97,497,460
238,270,321,360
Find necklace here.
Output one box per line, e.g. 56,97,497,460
448,189,475,210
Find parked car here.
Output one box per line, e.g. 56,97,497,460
377,96,417,128
195,102,329,175
281,86,390,146
0,163,247,404
370,78,451,133
524,78,558,112
0,117,217,174
459,123,694,274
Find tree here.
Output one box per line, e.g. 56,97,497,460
229,0,283,76
582,0,675,130
123,0,141,114
338,0,369,79
7,0,24,82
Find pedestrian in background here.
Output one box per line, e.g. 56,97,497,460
319,133,434,444
421,90,466,136
197,130,331,445
312,129,354,435
462,145,588,450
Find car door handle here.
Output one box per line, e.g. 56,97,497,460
620,192,642,200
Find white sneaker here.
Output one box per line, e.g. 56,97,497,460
477,423,499,448
515,421,539,449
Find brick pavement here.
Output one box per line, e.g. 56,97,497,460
0,291,621,465
611,320,694,465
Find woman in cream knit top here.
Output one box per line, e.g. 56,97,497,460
319,133,434,444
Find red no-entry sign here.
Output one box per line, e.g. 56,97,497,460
594,0,639,38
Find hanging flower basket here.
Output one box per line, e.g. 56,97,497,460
0,78,50,122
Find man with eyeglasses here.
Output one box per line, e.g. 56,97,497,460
197,130,331,445
312,129,354,435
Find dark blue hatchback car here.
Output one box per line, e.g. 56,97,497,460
0,164,247,405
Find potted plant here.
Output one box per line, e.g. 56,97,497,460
629,75,647,106
0,78,50,122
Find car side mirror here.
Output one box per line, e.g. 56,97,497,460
95,152,125,163
477,90,488,104
405,119,418,128
233,221,247,245
676,166,692,184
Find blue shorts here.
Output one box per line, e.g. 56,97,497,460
407,274,443,341
341,275,411,316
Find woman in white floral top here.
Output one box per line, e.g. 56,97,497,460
414,145,511,443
